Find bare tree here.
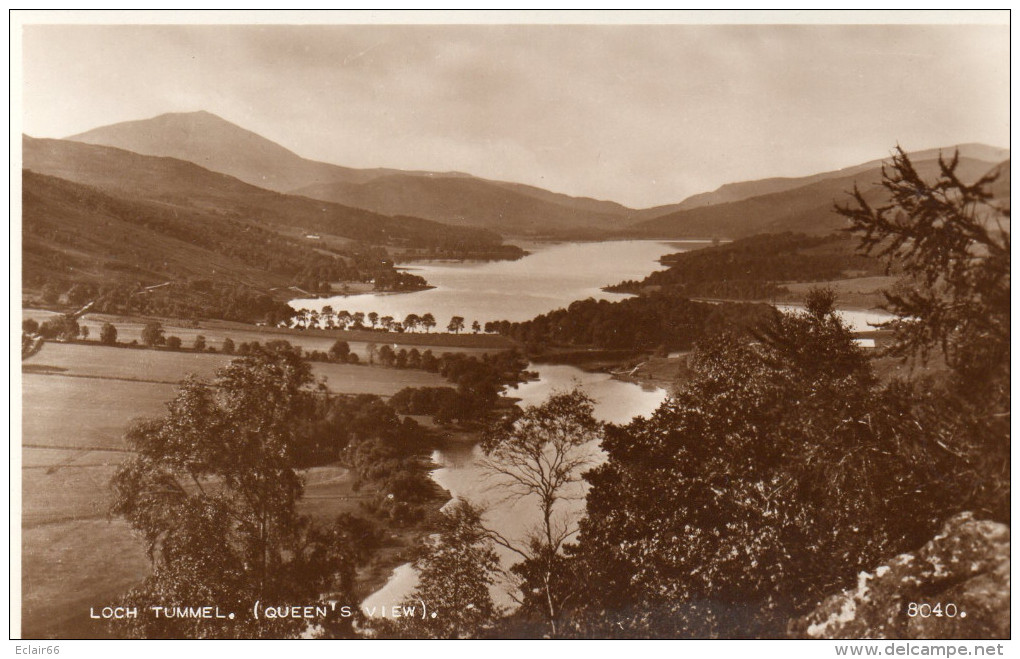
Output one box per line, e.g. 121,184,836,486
479,388,603,637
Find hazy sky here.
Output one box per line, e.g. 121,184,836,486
19,18,1010,208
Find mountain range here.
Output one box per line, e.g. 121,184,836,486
20,133,512,302
68,111,629,235
23,135,502,248
60,111,1009,239
627,151,1008,239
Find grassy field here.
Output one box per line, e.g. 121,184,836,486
781,275,898,311
18,339,451,638
21,518,150,639
23,375,175,449
23,342,448,395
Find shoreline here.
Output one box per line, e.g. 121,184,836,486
290,285,437,300
353,472,451,605
687,296,890,315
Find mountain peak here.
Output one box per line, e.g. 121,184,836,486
66,110,339,192
152,109,226,122
69,109,254,140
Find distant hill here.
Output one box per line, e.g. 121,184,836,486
22,135,505,250
67,111,635,235
627,154,1008,239
630,144,1011,222
292,174,630,234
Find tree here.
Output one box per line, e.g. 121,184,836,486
141,322,165,347
22,319,39,334
222,338,236,355
836,148,1010,520
110,349,367,638
38,314,80,341
377,344,396,367
569,301,946,638
836,147,1008,376
386,502,502,639
420,350,439,372
166,336,182,350
100,322,118,346
471,320,481,334
403,314,421,333
193,335,207,351
368,312,379,329
80,326,90,340
447,316,465,334
421,313,436,333
329,339,351,362
479,389,603,637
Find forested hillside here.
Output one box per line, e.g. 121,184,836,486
608,232,885,299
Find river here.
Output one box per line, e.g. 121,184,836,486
363,362,670,612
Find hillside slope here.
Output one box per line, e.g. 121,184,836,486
22,170,296,289
628,156,1004,239
23,136,504,250
631,143,1010,222
291,173,629,234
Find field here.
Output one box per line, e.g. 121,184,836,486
780,275,898,311
23,342,448,394
18,339,451,638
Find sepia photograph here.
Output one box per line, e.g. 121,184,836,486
10,9,1011,650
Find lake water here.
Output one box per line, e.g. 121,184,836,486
290,240,691,324
356,240,897,613
358,241,681,613
774,304,896,333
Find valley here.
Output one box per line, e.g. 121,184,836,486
19,109,1009,641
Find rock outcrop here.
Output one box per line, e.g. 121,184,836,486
789,512,1009,639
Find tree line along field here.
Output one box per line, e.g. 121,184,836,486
19,338,457,639
22,308,515,361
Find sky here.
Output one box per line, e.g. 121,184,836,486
18,15,1010,209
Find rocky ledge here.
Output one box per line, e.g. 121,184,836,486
789,512,1009,639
